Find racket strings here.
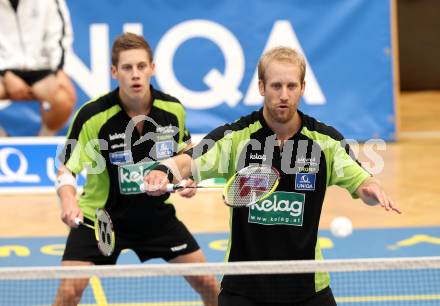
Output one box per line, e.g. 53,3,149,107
95,209,115,256
226,165,279,207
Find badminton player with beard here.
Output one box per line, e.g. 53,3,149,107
144,46,401,305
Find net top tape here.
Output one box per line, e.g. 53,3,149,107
1,257,439,280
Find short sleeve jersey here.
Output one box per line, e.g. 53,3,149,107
188,108,370,303
59,86,191,237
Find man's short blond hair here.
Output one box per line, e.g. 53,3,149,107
258,46,306,83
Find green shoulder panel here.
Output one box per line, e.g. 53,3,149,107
64,93,107,139
195,120,263,181
300,127,369,197
65,104,121,174
154,99,188,150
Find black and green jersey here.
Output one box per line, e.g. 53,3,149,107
189,108,370,302
60,86,190,236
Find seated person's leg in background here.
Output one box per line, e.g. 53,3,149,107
32,71,76,136
0,70,76,136
1,71,35,100
0,77,8,136
0,77,6,99
0,71,34,137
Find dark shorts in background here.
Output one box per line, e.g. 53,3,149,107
62,219,200,265
0,69,53,86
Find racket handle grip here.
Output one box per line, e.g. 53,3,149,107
74,217,82,226
140,184,178,193
167,179,188,192
166,184,176,192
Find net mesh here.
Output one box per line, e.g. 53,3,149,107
225,165,279,207
1,257,439,305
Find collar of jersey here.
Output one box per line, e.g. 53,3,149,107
257,107,305,140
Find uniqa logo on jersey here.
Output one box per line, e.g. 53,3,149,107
248,192,305,226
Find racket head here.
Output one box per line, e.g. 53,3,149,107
223,164,280,208
94,208,115,257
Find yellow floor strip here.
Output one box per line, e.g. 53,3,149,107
89,276,108,305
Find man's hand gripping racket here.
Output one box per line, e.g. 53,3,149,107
74,208,115,256
143,164,280,207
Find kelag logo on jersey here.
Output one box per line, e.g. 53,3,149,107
248,192,305,226
295,173,316,191
118,161,158,194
